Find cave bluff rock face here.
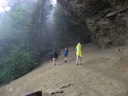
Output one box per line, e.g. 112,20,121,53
57,0,128,48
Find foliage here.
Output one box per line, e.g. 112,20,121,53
0,1,37,85
53,4,65,52
0,3,32,44
53,32,64,53
0,0,53,85
0,0,71,86
0,47,37,84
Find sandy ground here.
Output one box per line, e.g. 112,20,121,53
0,43,128,96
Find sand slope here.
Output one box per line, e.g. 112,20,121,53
0,43,128,96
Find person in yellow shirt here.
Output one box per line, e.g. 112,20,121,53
76,42,83,65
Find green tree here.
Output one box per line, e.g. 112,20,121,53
0,47,37,84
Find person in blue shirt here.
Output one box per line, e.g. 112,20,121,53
63,48,69,62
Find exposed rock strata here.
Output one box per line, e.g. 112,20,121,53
58,0,128,48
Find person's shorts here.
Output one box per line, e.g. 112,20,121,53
64,55,67,57
53,58,57,60
76,55,81,58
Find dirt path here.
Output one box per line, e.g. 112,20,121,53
0,43,128,96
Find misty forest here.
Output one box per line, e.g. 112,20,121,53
0,0,90,85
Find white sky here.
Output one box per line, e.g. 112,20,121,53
0,0,56,12
0,0,10,12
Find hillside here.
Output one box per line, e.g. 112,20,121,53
0,43,128,96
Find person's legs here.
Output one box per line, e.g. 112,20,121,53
64,56,67,62
76,56,79,65
78,57,82,65
53,58,56,65
55,58,57,65
53,58,55,65
76,56,82,65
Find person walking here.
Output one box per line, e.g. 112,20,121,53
63,48,69,62
52,51,58,66
76,42,83,65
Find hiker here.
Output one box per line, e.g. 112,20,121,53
63,48,69,62
76,42,83,65
52,51,58,66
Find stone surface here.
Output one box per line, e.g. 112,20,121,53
57,0,128,48
60,83,71,89
23,91,42,96
46,89,64,95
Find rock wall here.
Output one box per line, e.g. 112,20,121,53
57,0,128,48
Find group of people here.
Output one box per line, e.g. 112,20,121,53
52,42,83,66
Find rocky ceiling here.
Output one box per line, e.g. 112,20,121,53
57,0,128,48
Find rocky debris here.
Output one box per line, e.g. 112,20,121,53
23,91,42,96
116,47,124,52
46,88,63,95
106,7,128,18
100,57,110,61
119,56,128,62
45,83,72,95
60,83,71,89
106,11,117,18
